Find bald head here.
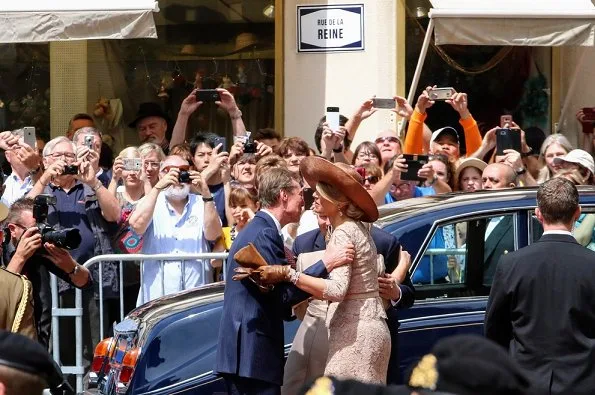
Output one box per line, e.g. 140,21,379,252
482,163,517,190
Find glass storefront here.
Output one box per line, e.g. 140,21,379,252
405,0,552,149
0,0,276,152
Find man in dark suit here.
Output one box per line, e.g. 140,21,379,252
481,163,517,284
485,178,595,394
215,167,354,395
290,219,414,385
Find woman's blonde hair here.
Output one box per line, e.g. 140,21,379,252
316,181,365,221
118,146,140,159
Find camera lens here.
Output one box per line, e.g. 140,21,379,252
42,228,82,250
178,171,191,184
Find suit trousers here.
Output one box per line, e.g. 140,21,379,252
222,374,281,395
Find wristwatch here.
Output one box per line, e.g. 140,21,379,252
428,175,438,186
332,145,344,153
67,264,80,276
515,167,527,175
202,196,215,202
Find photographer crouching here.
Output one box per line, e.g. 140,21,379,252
3,196,91,348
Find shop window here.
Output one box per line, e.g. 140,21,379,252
404,0,552,155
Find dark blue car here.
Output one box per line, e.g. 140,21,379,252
90,187,595,394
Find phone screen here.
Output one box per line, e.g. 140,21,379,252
326,107,340,132
496,128,522,156
401,154,429,181
372,98,396,109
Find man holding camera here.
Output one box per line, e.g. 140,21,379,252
130,155,223,304
72,126,112,187
3,197,92,348
0,134,42,208
26,136,120,369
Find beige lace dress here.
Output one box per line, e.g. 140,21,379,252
322,220,391,384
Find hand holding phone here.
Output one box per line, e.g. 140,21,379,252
400,154,429,181
196,89,221,103
326,107,340,132
213,136,227,153
500,115,513,128
428,87,455,101
496,128,522,156
372,98,396,109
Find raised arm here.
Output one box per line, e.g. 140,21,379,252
171,89,202,147
404,87,434,154
189,170,222,242
215,88,246,137
77,160,121,222
447,91,482,156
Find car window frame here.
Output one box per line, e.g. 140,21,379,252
410,208,522,301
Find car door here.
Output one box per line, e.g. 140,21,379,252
394,211,523,381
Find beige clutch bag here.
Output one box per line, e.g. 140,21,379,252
292,250,325,320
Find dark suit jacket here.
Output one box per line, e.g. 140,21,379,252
483,215,514,285
214,211,328,385
292,226,415,384
485,234,595,395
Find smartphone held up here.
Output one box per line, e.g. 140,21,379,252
326,107,340,132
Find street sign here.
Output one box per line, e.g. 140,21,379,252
297,4,365,53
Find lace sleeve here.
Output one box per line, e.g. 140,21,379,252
322,228,353,302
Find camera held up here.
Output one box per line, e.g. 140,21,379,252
33,195,82,250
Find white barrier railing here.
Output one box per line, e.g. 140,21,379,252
50,252,229,394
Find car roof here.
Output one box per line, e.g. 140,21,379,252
376,186,595,227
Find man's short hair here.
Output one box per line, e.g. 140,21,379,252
72,127,102,146
3,197,34,227
258,167,299,208
138,143,166,161
252,128,280,141
275,137,311,158
537,178,579,224
189,132,217,156
68,113,94,132
0,365,47,395
42,136,75,158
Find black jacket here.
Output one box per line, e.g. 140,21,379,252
485,233,595,395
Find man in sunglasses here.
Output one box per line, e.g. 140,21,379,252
130,155,223,304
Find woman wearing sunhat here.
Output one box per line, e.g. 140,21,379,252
296,158,389,383
245,157,391,383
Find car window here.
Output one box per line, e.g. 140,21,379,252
412,214,517,298
572,208,595,251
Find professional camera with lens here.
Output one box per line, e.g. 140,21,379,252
62,164,79,175
178,170,191,184
33,195,82,250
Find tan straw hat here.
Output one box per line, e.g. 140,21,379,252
300,157,379,223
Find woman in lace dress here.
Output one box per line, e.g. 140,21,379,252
289,158,390,384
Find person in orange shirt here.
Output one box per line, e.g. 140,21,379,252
404,87,482,167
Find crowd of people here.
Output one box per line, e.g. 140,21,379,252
0,83,594,394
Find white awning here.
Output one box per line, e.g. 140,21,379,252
429,0,595,46
0,0,159,43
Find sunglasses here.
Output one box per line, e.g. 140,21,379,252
363,175,379,184
375,136,400,144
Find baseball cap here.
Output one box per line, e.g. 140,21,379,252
454,158,488,182
430,127,459,146
553,149,595,174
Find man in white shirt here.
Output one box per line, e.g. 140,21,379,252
130,155,222,305
1,139,42,207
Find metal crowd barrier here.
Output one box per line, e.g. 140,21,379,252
50,252,229,394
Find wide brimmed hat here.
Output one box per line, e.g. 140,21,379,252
300,157,379,223
553,149,595,174
455,158,487,182
128,102,170,129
